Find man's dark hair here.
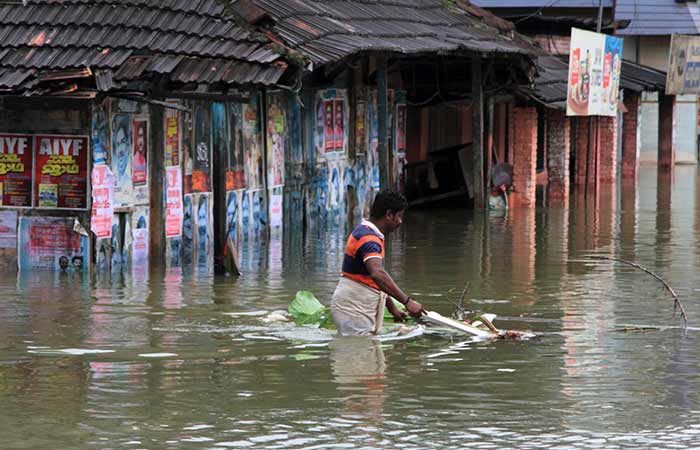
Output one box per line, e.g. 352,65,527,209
370,189,408,219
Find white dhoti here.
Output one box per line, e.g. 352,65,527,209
331,277,387,336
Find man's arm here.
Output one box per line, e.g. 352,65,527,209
365,258,425,317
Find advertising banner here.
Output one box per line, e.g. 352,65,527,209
165,165,183,238
34,134,89,209
567,28,623,117
18,216,89,271
90,164,114,239
132,228,149,262
666,34,700,95
270,192,283,228
0,210,17,249
0,134,33,207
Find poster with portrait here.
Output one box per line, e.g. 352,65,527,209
266,94,286,188
164,109,180,167
90,164,114,239
192,102,211,193
92,103,109,165
227,104,246,191
225,190,239,244
165,166,183,239
132,119,148,187
111,114,133,205
17,216,89,271
192,192,213,268
0,133,33,207
183,110,193,195
34,134,89,209
242,101,264,190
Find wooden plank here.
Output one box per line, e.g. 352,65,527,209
472,56,485,207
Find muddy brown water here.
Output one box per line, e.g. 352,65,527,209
2,166,700,449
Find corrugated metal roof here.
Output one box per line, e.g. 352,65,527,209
0,0,289,94
615,0,700,36
471,1,612,7
240,0,538,66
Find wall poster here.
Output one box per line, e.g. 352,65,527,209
192,102,211,193
227,104,246,191
0,134,33,207
243,100,264,190
0,210,17,249
90,164,114,239
165,166,183,239
18,216,89,271
164,109,180,167
34,134,89,209
111,114,133,205
132,119,148,186
266,94,286,188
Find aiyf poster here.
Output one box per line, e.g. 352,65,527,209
0,133,33,207
34,134,89,209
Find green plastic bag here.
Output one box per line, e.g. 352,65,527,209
288,291,334,328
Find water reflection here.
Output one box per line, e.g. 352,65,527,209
1,166,700,447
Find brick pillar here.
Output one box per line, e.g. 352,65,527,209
622,91,641,179
598,115,618,184
546,109,570,204
509,106,537,207
573,117,589,186
658,94,676,168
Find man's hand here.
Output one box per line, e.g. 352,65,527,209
406,299,426,318
386,298,407,322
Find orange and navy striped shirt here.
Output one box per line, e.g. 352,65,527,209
341,219,385,290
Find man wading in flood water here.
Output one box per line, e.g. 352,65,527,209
331,189,425,336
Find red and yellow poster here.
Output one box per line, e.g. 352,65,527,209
324,100,335,152
132,119,148,186
334,99,344,150
0,133,33,207
164,110,180,167
34,134,89,209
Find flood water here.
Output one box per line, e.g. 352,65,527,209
3,166,700,449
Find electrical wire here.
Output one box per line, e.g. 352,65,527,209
515,0,564,25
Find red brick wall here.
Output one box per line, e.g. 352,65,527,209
509,106,537,208
546,109,570,201
598,115,618,184
621,92,640,179
573,117,590,186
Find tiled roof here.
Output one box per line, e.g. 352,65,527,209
0,0,289,94
615,0,700,35
236,0,538,66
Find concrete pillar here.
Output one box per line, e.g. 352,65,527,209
622,91,641,180
598,115,618,184
546,109,570,204
509,106,537,208
658,94,676,168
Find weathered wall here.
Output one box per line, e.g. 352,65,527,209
546,109,570,204
509,106,538,208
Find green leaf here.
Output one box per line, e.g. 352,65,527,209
288,290,335,328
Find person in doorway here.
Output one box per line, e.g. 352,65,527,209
71,256,83,271
58,255,69,271
331,189,425,336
